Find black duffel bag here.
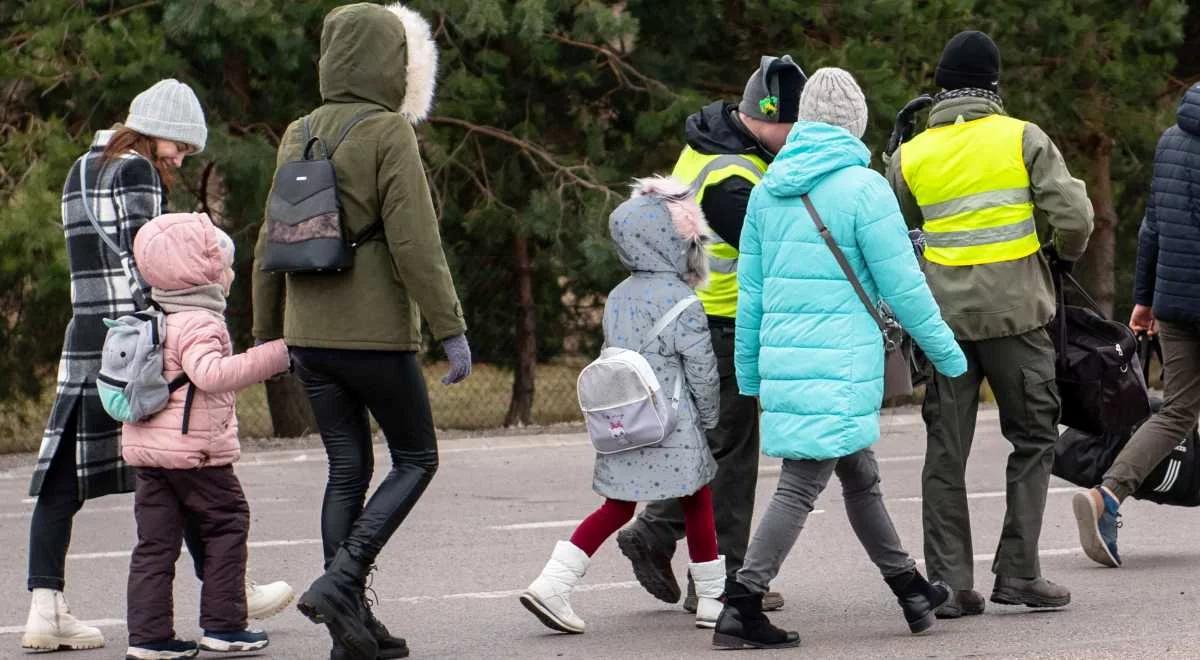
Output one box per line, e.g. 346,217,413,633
1054,335,1200,506
1051,272,1150,436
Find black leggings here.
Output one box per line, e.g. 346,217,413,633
291,348,439,567
28,406,206,591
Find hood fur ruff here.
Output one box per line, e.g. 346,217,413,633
386,3,438,124
631,175,712,288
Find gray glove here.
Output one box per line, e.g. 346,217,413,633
441,334,472,385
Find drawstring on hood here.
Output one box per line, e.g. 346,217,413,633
319,2,438,124
609,176,712,288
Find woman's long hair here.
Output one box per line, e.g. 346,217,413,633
99,126,179,189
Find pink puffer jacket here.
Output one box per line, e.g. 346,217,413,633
121,212,289,470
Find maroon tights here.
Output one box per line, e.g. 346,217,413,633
568,485,718,561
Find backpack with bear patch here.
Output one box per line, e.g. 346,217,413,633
577,296,696,454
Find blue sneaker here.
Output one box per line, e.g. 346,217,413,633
1072,487,1122,567
198,629,269,653
125,638,199,659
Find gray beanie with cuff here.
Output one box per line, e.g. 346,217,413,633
124,79,207,152
797,67,868,139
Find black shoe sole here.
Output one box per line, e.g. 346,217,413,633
617,530,681,604
712,632,801,650
990,589,1071,609
297,592,379,659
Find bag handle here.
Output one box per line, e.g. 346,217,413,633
1138,331,1163,384
302,109,384,160
801,195,893,342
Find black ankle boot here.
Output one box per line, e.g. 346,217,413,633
362,601,408,658
885,569,951,634
299,548,379,660
711,580,801,650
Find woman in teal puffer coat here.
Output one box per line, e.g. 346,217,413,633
712,68,968,651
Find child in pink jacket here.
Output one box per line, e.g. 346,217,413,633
122,212,289,659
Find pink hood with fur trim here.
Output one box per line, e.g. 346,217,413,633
122,213,289,470
610,176,712,288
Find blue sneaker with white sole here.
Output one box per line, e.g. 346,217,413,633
199,629,269,653
1072,487,1122,567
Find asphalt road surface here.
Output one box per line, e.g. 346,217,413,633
1,407,1198,659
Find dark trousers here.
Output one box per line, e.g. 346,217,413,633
27,405,205,591
921,328,1060,590
127,466,249,645
630,324,760,580
1104,320,1200,500
292,348,439,567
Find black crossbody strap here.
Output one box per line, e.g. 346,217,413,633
801,194,888,334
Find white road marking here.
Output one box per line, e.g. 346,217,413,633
917,547,1078,566
889,486,1078,504
488,510,828,532
67,538,321,560
0,618,125,636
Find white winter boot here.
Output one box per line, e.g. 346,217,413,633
246,578,295,620
690,556,726,629
519,540,590,634
21,589,105,651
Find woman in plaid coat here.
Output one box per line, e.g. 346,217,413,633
21,80,296,654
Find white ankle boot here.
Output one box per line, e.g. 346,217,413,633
246,578,295,620
21,588,105,651
520,540,589,634
690,556,726,629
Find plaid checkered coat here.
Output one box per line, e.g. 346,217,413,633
29,131,162,499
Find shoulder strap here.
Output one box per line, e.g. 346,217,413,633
328,109,384,157
801,194,888,334
641,295,700,351
77,158,127,259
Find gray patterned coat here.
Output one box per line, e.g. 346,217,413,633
29,131,161,499
593,177,720,502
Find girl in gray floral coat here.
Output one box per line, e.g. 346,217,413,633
520,177,724,635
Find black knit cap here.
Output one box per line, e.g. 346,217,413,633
935,30,1001,91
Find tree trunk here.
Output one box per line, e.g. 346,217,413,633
265,375,318,437
505,234,537,427
1077,132,1118,318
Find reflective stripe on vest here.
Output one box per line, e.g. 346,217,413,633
670,147,767,318
900,114,1040,267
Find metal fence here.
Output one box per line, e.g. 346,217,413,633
235,359,586,436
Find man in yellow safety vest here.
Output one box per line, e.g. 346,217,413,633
887,31,1094,618
617,55,806,614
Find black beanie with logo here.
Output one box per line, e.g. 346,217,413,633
935,31,1001,91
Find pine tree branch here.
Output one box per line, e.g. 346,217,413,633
547,33,673,97
427,116,618,199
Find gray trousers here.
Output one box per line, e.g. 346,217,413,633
1104,320,1200,501
631,324,760,580
736,449,916,594
921,329,1059,590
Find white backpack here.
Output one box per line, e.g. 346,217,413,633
577,296,698,454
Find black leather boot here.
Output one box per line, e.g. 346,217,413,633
711,580,801,650
885,569,951,634
299,548,378,660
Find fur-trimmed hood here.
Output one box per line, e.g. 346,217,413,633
319,2,438,124
609,176,712,287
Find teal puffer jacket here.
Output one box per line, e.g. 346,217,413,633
735,122,967,460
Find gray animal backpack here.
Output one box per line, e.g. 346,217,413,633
77,158,193,428
577,296,697,454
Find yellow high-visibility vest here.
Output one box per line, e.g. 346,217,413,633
900,114,1040,267
670,147,767,318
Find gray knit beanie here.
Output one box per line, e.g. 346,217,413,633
797,67,868,139
738,55,806,123
124,79,207,152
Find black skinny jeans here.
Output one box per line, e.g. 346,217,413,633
28,405,206,591
291,348,439,567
